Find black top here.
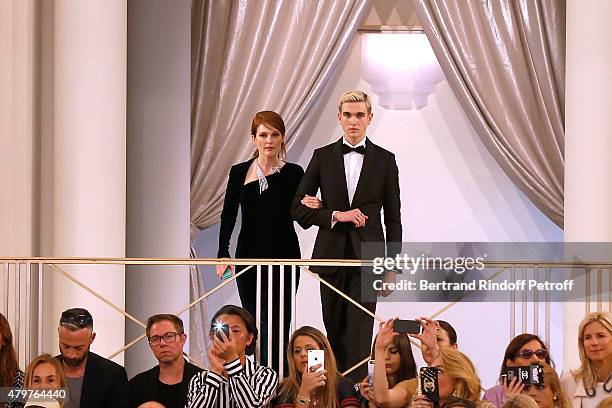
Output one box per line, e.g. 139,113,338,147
218,159,304,259
129,360,202,408
55,352,129,408
5,370,24,408
272,375,359,408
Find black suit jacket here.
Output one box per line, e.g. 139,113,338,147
291,137,402,272
56,352,129,408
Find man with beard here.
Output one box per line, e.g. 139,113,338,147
56,308,129,408
129,314,202,408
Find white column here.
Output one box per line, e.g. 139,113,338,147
47,0,127,363
125,0,191,378
564,0,612,372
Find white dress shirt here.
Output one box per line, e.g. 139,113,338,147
343,136,366,205
331,136,366,227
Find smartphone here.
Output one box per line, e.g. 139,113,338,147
420,366,440,403
367,359,375,386
393,319,421,334
504,365,544,385
221,265,233,280
213,321,231,341
308,349,325,372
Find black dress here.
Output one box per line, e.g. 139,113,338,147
218,159,303,371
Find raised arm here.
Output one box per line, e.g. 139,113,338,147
186,371,221,408
226,360,279,408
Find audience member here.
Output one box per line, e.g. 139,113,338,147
502,395,538,408
484,334,552,408
187,305,277,408
1,313,24,408
561,312,612,408
412,317,458,366
24,353,66,408
272,325,359,408
410,347,494,408
359,319,417,408
137,403,166,408
56,308,129,408
522,364,571,408
129,314,202,408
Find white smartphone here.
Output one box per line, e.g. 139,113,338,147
368,359,375,386
307,349,325,372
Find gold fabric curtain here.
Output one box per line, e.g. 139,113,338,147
413,0,565,227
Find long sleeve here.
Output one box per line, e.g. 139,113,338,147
217,165,242,258
382,153,402,257
291,150,334,230
187,371,222,408
225,359,278,408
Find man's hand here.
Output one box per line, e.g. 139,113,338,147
301,194,323,209
211,330,239,363
207,345,226,376
333,208,368,227
378,271,397,297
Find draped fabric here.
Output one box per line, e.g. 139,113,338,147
189,0,370,367
413,0,565,227
190,0,370,236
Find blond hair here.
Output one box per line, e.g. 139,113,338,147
278,326,340,408
572,311,612,391
338,90,372,114
439,347,482,402
538,364,572,408
595,397,612,408
503,395,538,408
25,353,66,408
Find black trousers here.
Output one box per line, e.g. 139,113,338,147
236,264,299,374
319,241,376,383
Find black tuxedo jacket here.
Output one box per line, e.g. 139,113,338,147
291,137,402,272
56,351,129,408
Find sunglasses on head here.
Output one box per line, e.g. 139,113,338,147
60,310,93,328
516,348,548,359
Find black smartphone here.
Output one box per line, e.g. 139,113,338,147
420,366,440,404
504,365,544,385
213,321,231,341
393,319,421,334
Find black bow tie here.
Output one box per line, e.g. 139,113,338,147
342,144,366,155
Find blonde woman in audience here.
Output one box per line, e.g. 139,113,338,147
522,364,571,408
272,326,359,408
502,395,539,408
24,353,66,408
595,397,612,408
561,312,612,408
410,348,494,408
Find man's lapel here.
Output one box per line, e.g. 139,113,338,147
332,138,350,208
352,137,375,205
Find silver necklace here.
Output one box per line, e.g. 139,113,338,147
255,159,281,194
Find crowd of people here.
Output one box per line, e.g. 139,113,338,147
0,308,610,408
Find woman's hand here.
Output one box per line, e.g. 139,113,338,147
410,317,440,364
410,394,434,408
299,364,327,394
215,261,234,279
502,376,524,400
301,194,323,209
359,379,375,402
375,319,398,351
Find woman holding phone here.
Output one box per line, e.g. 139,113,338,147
484,334,553,408
360,319,418,407
272,326,359,408
522,364,572,408
215,111,320,370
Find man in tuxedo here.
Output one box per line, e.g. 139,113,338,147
292,90,401,382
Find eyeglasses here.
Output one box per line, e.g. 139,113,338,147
516,349,548,359
148,331,181,346
60,310,93,329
